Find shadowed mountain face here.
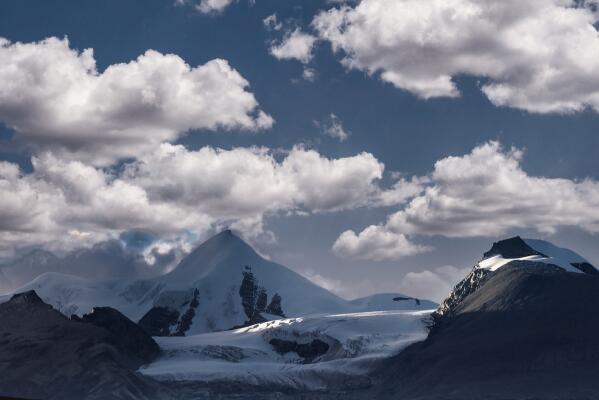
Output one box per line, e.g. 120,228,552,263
376,264,599,400
0,291,167,400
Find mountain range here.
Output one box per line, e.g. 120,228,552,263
0,230,435,336
1,233,598,400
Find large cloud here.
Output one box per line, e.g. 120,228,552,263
0,37,273,165
334,141,599,260
124,143,385,214
0,144,386,255
313,0,599,113
333,225,430,261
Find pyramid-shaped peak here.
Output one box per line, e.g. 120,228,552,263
200,229,253,250
165,229,261,282
214,228,237,240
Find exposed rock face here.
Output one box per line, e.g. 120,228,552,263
376,264,599,400
239,267,260,320
266,293,285,317
138,288,200,337
238,267,285,327
0,290,168,400
433,266,491,320
269,338,330,363
256,288,267,313
173,288,200,336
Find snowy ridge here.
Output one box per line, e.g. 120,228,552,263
477,237,596,274
0,272,157,321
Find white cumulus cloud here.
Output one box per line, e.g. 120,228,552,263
0,144,387,255
0,37,272,165
333,225,431,261
313,0,599,113
333,141,599,260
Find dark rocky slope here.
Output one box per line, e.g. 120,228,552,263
375,264,599,400
482,236,547,259
0,291,170,400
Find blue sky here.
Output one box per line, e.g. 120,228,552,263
1,0,598,301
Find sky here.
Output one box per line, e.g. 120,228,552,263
1,0,599,302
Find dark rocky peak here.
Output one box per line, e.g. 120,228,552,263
8,290,51,309
74,306,142,333
72,306,159,367
483,236,547,260
0,292,163,399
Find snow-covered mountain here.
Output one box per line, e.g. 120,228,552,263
137,230,357,335
142,235,599,394
2,230,435,335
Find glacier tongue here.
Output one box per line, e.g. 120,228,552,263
139,309,433,390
